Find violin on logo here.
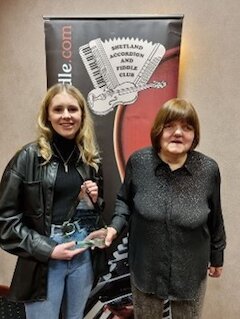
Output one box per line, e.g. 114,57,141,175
87,80,167,115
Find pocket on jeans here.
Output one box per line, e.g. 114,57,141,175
51,233,65,244
71,228,88,242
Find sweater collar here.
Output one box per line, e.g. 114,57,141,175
52,132,76,160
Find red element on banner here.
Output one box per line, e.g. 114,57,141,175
114,47,180,181
104,304,134,318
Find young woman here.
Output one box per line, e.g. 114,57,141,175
105,98,226,319
0,84,105,319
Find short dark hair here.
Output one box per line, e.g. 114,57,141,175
150,98,200,152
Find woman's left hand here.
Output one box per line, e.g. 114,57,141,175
208,266,223,278
82,180,98,203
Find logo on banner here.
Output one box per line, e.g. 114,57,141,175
79,37,167,115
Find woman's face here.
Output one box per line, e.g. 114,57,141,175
160,119,195,158
48,91,82,139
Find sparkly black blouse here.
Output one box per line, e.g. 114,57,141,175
110,147,226,300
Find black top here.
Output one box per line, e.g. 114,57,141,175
51,134,83,224
110,147,226,300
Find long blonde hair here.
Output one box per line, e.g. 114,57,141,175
37,83,100,171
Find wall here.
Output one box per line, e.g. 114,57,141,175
0,0,239,317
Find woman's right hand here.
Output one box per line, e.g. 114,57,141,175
105,227,118,247
50,241,87,260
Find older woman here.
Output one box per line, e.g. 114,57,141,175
105,98,226,318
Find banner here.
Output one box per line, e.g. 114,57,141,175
44,15,183,319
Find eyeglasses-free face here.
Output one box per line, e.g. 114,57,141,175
48,91,82,140
160,119,195,159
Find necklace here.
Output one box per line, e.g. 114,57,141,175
53,143,76,173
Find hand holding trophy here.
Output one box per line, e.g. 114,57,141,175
76,228,107,249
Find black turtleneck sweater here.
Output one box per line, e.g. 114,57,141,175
51,133,83,225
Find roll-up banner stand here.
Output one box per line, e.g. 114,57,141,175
44,15,183,318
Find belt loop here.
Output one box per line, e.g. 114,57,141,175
74,221,82,232
50,224,64,237
50,224,55,237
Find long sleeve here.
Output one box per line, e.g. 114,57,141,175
0,148,56,263
110,157,134,234
208,165,226,266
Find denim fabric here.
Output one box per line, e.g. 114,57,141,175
25,227,93,319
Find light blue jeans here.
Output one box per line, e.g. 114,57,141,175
25,225,94,319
